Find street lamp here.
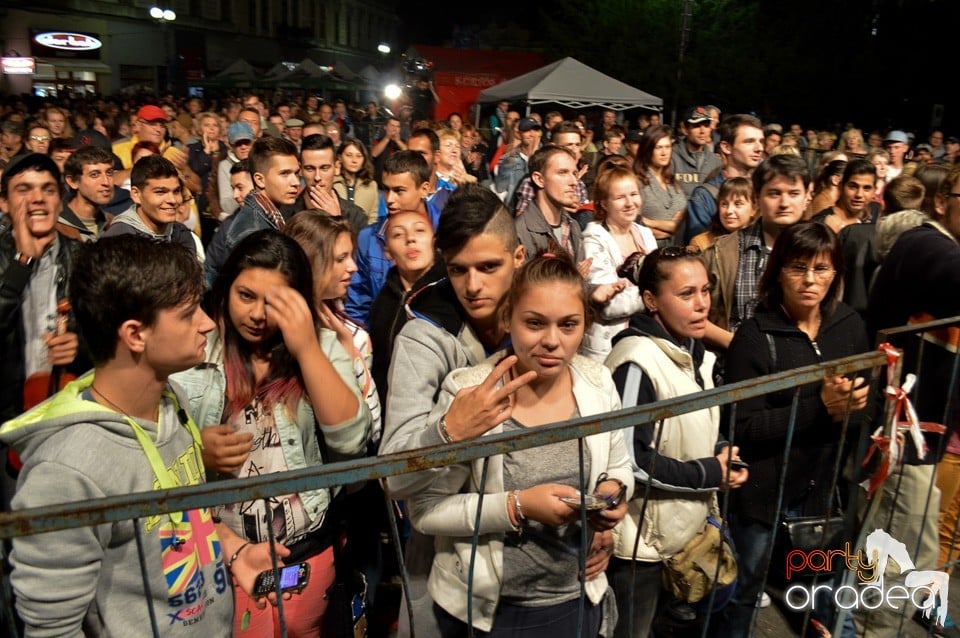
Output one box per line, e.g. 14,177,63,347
149,7,177,92
150,6,177,21
377,43,391,55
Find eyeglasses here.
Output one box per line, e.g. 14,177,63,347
783,263,836,280
29,135,51,142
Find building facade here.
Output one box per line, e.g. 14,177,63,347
0,0,398,96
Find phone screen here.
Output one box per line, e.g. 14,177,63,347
279,565,301,589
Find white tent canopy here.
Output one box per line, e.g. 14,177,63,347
477,57,662,112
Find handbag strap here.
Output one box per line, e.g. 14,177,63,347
765,333,778,372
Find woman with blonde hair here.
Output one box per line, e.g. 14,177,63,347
43,106,74,140
578,165,657,360
436,127,477,187
838,128,866,159
866,147,891,208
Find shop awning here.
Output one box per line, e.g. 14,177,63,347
37,58,112,73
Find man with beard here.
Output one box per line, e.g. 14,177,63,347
515,145,583,259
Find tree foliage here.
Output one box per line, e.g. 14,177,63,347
538,0,959,130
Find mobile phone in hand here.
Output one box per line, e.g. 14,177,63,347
253,562,310,597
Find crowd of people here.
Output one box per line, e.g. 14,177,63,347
0,89,959,638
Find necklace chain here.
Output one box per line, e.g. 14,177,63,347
91,384,158,422
90,384,129,416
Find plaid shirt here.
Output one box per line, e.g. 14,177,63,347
730,221,769,333
513,176,589,215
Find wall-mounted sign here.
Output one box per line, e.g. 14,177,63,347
30,29,102,59
1,57,36,75
34,32,102,51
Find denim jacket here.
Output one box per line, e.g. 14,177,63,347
494,149,528,206
204,192,281,289
172,329,372,521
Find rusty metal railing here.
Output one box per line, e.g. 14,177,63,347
0,347,901,637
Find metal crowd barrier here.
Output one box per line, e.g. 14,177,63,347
843,316,960,638
4,320,957,638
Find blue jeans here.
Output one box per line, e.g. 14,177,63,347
716,515,772,637
433,598,602,638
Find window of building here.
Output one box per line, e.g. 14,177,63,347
200,0,220,20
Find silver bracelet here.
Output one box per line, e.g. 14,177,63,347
512,489,525,522
438,415,454,444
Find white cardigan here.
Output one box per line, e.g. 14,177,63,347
578,221,658,361
407,352,634,632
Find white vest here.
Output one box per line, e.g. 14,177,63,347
605,334,719,561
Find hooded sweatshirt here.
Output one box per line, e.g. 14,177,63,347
102,206,198,256
0,373,232,637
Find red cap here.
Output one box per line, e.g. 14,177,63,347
136,105,168,122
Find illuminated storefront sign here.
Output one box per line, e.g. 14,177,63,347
1,57,36,75
33,32,102,52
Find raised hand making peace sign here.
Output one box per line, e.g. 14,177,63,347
440,354,537,442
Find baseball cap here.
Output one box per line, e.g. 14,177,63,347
626,130,644,143
947,135,960,144
684,106,711,125
228,121,255,144
136,105,168,122
284,118,304,128
915,143,933,153
518,117,542,132
884,130,909,145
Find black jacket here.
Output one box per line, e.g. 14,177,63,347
369,258,447,410
868,221,960,438
0,229,85,424
724,302,869,526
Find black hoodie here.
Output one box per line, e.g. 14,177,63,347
369,258,449,409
